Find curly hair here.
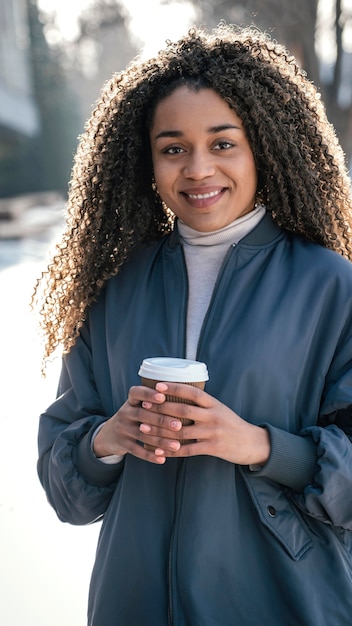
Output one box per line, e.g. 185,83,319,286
32,23,352,365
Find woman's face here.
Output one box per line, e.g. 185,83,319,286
149,86,258,232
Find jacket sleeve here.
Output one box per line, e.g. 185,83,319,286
249,316,352,531
37,322,124,526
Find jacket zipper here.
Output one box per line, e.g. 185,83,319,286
167,459,186,626
167,244,236,624
168,244,188,625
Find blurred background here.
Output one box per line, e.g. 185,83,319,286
0,1,351,624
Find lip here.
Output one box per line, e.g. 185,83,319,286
181,186,227,208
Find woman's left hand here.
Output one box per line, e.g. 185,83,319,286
139,382,271,466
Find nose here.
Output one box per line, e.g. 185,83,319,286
183,149,216,180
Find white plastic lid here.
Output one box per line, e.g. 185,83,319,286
138,357,209,382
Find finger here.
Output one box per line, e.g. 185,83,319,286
164,439,210,458
155,382,212,407
140,409,183,432
180,420,223,442
128,385,166,407
126,438,167,464
138,424,182,451
141,398,205,425
139,422,182,436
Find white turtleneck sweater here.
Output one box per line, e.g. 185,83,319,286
95,205,266,464
178,205,266,360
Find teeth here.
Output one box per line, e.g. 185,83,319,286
188,190,221,200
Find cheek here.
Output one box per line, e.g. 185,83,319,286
248,155,258,187
239,157,257,191
250,167,258,191
154,164,175,195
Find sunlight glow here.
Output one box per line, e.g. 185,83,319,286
38,0,198,54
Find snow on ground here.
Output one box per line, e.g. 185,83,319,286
0,226,100,626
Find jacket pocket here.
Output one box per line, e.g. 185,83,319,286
240,467,313,561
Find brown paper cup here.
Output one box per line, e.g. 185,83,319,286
138,357,209,449
141,378,205,448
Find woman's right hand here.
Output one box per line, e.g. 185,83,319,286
92,385,183,464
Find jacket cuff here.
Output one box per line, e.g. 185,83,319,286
248,424,318,492
73,424,124,487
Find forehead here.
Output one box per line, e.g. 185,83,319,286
150,86,244,132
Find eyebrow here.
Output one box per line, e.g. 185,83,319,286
154,124,242,140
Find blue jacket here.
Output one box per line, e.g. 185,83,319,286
38,213,352,625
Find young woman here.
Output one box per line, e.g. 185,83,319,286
34,24,352,626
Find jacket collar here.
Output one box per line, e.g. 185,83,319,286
167,211,282,250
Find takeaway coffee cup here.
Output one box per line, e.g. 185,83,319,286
138,357,209,447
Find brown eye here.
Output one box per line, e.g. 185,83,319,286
213,141,234,150
163,146,185,155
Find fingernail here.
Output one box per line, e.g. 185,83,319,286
140,423,151,433
142,401,152,409
171,420,181,430
154,393,165,402
154,448,165,456
155,382,168,392
169,441,180,451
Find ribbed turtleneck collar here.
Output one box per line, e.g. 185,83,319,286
177,205,266,247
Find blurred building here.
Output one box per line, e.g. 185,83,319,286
0,0,39,144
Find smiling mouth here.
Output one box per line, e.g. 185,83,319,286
186,189,223,200
182,189,224,200
186,189,222,200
